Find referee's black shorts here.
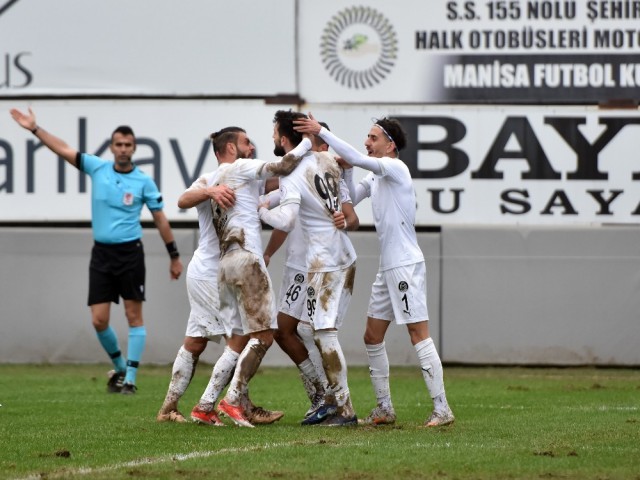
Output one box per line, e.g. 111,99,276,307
88,239,146,306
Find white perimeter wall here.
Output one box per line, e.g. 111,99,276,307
1,226,638,367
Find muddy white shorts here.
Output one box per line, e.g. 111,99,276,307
367,261,429,324
277,266,307,322
305,261,356,331
185,275,225,342
218,248,276,336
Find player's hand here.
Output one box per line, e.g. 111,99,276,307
293,112,322,135
333,210,347,230
170,257,183,280
10,107,37,132
257,195,270,210
336,156,353,169
209,185,235,209
263,253,271,267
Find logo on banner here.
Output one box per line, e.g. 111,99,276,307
0,0,19,17
320,6,397,89
1,2,33,90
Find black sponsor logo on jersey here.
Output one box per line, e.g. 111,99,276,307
307,286,316,298
294,273,305,284
398,281,409,292
320,6,397,89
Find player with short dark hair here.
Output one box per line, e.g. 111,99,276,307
10,107,183,395
263,120,360,419
294,113,455,427
157,128,281,426
208,123,311,427
259,110,358,426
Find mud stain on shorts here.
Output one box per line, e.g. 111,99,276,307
319,271,335,311
238,260,272,328
344,263,356,294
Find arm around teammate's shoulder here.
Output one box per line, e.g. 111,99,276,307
261,137,312,178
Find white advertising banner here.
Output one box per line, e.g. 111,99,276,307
2,101,640,226
0,100,297,222
298,0,640,103
287,103,640,226
0,0,296,96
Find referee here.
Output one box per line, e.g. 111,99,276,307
10,108,183,395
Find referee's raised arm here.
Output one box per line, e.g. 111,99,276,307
10,107,79,167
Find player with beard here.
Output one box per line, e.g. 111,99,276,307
294,114,455,427
262,123,359,419
157,133,283,426
209,126,311,427
259,111,358,426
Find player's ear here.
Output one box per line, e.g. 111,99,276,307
388,141,396,155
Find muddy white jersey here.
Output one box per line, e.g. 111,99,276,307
284,177,351,271
359,158,424,270
284,220,306,270
210,159,266,258
280,152,356,273
184,172,220,280
317,127,423,271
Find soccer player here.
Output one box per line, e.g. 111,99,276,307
294,114,455,427
157,167,281,426
263,124,359,418
210,126,311,427
10,107,183,394
259,111,358,426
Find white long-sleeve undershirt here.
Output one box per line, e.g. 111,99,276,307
318,127,384,174
259,201,299,233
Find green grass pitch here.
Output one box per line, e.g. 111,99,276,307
1,364,638,479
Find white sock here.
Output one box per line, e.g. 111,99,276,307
297,358,325,400
199,346,239,409
225,338,268,405
315,330,351,414
298,365,316,401
159,346,197,412
297,322,328,387
366,342,392,409
415,337,449,412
